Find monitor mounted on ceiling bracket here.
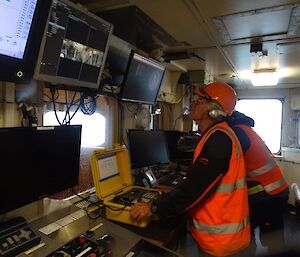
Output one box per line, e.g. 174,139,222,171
34,0,114,92
119,50,166,105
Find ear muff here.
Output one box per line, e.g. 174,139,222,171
208,109,227,118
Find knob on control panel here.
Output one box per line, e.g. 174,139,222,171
47,234,112,257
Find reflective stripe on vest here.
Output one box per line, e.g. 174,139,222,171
216,177,247,193
247,155,286,193
193,216,250,235
264,178,287,193
248,178,287,195
248,184,264,195
247,158,277,177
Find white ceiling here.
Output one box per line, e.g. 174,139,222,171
75,0,300,89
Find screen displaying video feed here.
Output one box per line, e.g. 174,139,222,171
34,0,113,90
0,0,38,59
120,51,165,105
60,39,104,67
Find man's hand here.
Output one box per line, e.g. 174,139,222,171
153,184,173,193
130,202,152,221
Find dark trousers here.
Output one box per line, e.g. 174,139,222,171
248,193,288,256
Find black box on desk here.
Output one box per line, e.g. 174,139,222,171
90,145,159,228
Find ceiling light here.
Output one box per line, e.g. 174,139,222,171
251,69,279,87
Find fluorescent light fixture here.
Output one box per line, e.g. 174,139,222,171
251,69,279,87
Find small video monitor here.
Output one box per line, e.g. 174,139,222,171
120,51,165,105
34,0,113,90
127,129,170,169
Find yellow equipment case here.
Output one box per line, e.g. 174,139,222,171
90,145,159,228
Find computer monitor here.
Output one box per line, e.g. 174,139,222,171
0,125,82,215
127,129,170,169
120,51,165,105
0,0,52,83
34,0,113,91
164,130,194,162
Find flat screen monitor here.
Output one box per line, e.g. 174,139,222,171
0,125,82,215
164,130,194,162
127,129,170,169
120,51,165,105
34,0,113,91
0,0,52,83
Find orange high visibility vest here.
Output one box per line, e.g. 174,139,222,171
190,122,250,257
235,124,288,195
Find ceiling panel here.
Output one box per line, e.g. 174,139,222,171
129,0,214,47
71,0,300,89
222,8,291,40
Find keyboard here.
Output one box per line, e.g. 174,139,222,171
157,172,185,186
111,189,160,206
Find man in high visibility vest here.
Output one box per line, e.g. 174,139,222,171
130,82,250,257
227,111,289,256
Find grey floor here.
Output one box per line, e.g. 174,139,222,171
176,207,300,257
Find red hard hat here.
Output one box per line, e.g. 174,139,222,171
193,82,237,115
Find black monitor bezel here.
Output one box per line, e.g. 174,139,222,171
0,125,82,215
0,0,52,83
127,129,170,169
164,130,194,162
120,50,165,105
34,0,113,91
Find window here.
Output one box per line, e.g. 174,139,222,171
43,111,105,147
297,112,300,147
235,99,282,153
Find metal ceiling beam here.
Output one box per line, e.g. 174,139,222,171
183,0,240,79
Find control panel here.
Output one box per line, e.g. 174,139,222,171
0,217,40,257
111,189,160,206
48,234,113,257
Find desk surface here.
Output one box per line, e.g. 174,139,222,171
112,217,186,247
11,204,182,257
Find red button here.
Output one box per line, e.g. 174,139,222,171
89,253,97,257
79,236,87,244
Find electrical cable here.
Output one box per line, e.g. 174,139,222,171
71,187,127,213
158,86,189,104
71,187,102,207
62,89,70,125
118,101,125,145
71,187,103,220
50,88,62,126
43,90,59,101
173,114,183,130
67,99,81,122
62,91,81,125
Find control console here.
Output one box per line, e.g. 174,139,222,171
48,234,112,257
111,189,160,206
0,217,40,257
